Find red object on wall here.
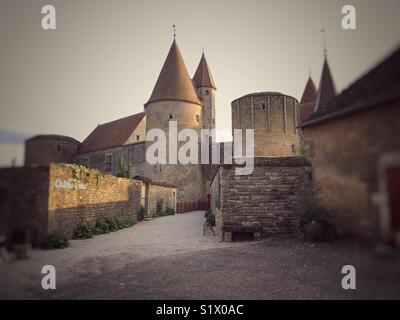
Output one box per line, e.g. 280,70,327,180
176,200,210,213
386,166,400,230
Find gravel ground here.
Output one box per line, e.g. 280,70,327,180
0,211,399,299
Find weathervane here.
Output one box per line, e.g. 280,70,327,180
320,28,327,58
172,24,176,39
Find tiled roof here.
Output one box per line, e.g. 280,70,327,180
300,77,317,104
78,112,145,154
145,40,202,107
314,57,336,112
299,77,317,123
301,46,400,127
192,53,216,89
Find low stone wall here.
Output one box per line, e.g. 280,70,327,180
0,164,142,245
210,157,313,240
48,164,141,238
0,167,50,246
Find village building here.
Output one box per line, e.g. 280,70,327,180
299,47,400,242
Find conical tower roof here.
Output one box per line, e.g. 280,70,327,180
300,76,317,104
192,52,216,89
299,76,317,123
145,40,202,107
314,57,336,111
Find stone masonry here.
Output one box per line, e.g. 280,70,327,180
210,157,313,241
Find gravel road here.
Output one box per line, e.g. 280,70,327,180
0,211,399,299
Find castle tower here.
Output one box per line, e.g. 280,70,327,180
192,52,217,135
298,76,317,123
314,54,336,112
231,92,301,156
144,39,206,212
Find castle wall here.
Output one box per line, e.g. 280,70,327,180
144,100,206,208
210,157,312,240
302,99,400,239
231,93,300,157
47,164,142,239
0,164,143,244
73,141,145,178
0,167,49,246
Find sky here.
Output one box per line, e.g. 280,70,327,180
0,0,400,166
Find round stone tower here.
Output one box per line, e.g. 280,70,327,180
231,92,300,157
144,39,206,210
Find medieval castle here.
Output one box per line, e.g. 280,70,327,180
23,38,308,213
19,37,400,243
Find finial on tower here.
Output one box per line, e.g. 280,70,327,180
320,28,327,58
172,24,176,39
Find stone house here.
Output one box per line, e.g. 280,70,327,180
299,47,400,241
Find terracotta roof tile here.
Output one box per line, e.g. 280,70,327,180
192,53,216,89
78,112,145,154
145,40,201,107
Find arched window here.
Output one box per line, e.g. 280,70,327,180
169,114,173,120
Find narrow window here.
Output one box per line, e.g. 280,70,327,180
136,135,140,141
169,114,173,120
205,89,210,96
196,115,200,123
105,154,112,171
262,103,266,110
56,145,61,152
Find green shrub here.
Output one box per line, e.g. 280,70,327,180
165,208,175,216
300,201,336,242
42,232,69,249
73,224,93,239
106,218,119,232
205,209,215,226
119,217,136,228
93,219,110,235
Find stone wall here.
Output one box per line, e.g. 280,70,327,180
146,183,177,217
0,167,50,246
210,157,312,240
0,164,142,245
47,164,142,238
73,141,145,178
302,100,400,238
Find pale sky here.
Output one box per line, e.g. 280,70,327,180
0,0,399,166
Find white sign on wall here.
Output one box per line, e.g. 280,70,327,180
54,179,88,190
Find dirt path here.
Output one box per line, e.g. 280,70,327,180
0,211,399,299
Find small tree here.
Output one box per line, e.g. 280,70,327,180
117,155,131,178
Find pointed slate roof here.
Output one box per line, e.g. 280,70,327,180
300,76,317,104
299,76,317,123
78,112,145,154
314,57,336,112
300,45,400,127
145,40,202,107
192,53,216,89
